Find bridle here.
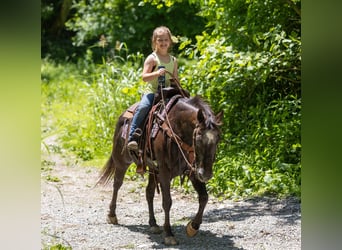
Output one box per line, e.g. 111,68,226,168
158,70,201,174
162,109,199,174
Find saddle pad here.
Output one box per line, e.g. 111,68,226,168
122,102,139,119
121,103,139,139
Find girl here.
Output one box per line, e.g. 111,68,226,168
127,26,179,150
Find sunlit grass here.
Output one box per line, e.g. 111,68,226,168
41,56,143,162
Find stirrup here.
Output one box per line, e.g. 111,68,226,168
133,128,142,137
127,140,138,151
136,164,145,174
128,128,142,150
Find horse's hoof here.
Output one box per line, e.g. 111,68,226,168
164,236,178,246
150,225,162,234
186,221,198,237
107,215,118,225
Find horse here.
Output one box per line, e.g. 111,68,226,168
97,94,223,245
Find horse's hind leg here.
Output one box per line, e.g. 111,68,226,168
107,159,129,225
186,177,208,237
146,172,162,234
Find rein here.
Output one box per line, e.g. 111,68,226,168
165,70,189,98
159,71,198,173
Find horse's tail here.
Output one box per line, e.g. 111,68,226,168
96,155,116,186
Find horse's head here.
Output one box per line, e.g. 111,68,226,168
192,108,223,183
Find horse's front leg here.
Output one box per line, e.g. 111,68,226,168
146,172,162,234
159,178,178,245
186,177,208,237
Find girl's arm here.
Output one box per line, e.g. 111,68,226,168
142,55,161,82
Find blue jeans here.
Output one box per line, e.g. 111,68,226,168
129,93,155,141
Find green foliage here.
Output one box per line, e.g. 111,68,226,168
46,175,61,183
41,0,79,62
62,0,206,61
176,0,301,198
42,51,144,162
43,244,72,250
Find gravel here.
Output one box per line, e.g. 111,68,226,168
41,140,301,250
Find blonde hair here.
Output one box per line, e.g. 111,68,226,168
151,26,173,51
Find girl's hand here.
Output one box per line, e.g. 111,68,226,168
158,67,166,76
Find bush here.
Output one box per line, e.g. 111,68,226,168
178,23,301,198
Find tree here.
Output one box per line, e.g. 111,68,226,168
41,0,207,61
41,0,78,61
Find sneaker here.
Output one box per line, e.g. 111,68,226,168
127,140,138,151
136,165,145,174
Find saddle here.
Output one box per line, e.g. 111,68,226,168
121,87,186,173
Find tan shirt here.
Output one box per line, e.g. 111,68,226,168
144,52,175,94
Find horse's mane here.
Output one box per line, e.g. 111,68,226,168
186,96,219,129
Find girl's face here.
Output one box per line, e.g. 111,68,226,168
155,32,171,52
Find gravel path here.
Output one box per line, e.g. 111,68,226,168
41,140,301,250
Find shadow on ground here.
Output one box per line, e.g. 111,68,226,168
113,196,300,249
119,223,244,250
205,196,301,225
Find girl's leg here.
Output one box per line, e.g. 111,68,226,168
128,93,155,148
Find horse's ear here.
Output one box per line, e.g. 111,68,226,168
197,108,205,125
215,110,224,125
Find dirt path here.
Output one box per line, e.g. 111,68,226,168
41,139,301,250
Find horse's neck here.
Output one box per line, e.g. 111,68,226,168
170,101,198,145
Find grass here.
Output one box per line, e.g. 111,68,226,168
42,244,72,250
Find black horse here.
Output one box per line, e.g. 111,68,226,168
97,95,223,245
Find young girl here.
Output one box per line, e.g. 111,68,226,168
127,26,179,150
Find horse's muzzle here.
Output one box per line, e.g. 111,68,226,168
196,167,212,183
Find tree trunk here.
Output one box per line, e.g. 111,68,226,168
51,0,72,36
